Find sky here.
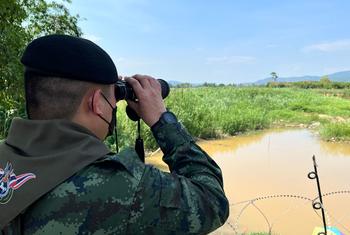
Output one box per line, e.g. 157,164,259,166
68,0,350,84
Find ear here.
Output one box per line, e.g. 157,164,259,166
90,89,104,115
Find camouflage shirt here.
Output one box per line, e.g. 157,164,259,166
2,119,229,234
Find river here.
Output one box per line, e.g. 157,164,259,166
146,129,350,235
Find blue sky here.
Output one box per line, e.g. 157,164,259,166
68,0,350,84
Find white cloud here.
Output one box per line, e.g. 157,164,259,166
304,39,350,52
83,34,102,43
206,56,256,64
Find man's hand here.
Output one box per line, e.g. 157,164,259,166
124,75,166,127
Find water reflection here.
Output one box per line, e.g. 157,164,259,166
320,140,350,156
146,129,350,235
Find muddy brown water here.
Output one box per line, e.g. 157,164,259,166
146,129,350,235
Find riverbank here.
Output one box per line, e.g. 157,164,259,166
109,87,350,151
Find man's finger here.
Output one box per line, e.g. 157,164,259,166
124,77,143,98
132,74,151,89
148,77,161,91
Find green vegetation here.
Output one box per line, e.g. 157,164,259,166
314,88,350,99
106,87,350,151
2,85,350,150
320,122,350,141
0,0,81,138
267,80,350,89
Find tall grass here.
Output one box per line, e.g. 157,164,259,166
2,87,350,149
320,122,350,141
113,87,350,150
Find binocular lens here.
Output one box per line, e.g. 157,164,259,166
115,79,170,101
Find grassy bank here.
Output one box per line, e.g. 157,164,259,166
320,122,350,141
2,87,350,150
107,87,350,151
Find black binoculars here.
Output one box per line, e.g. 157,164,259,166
115,79,170,101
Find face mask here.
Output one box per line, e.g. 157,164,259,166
99,93,116,138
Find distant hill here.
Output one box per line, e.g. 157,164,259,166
168,80,203,87
254,70,350,85
328,71,350,82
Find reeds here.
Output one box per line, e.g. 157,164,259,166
111,87,350,150
2,87,350,149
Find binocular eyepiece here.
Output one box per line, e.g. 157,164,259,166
115,79,170,101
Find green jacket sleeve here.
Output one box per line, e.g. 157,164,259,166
129,122,229,234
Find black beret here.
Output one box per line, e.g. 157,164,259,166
21,34,118,84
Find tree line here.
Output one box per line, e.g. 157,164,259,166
267,76,350,89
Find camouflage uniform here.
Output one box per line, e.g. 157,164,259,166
1,118,229,234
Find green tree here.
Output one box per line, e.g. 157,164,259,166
320,75,331,83
320,75,331,89
0,0,82,138
270,72,278,82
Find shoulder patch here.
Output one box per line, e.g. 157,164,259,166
0,162,36,204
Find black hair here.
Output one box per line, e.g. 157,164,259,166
24,70,111,120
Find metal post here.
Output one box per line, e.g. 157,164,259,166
308,155,327,235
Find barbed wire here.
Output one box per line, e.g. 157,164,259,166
228,190,350,235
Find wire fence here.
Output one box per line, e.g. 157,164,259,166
222,156,349,235
226,190,350,234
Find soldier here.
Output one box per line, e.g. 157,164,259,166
0,35,229,234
